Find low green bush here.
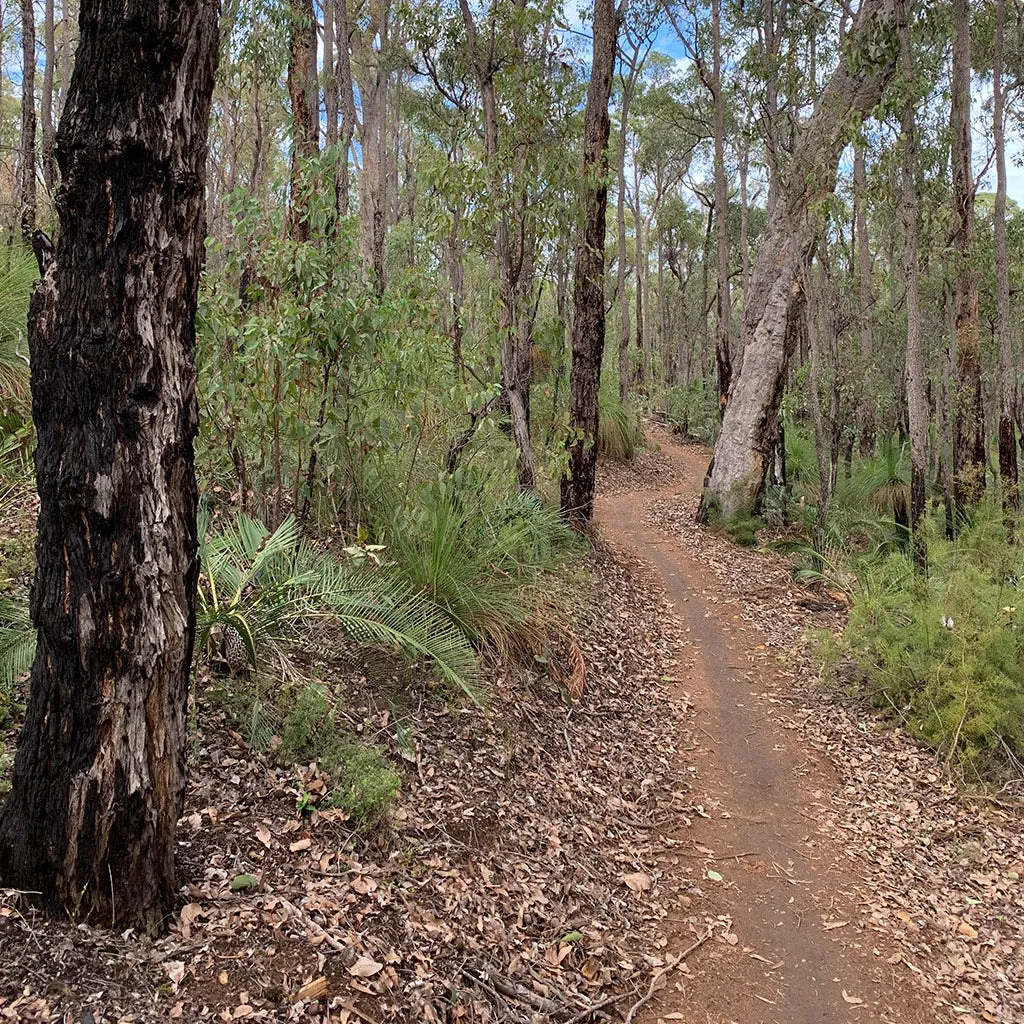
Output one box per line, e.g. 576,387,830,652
842,504,1024,779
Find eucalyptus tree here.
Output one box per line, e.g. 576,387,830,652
562,0,620,522
0,0,219,933
699,0,907,523
18,0,36,242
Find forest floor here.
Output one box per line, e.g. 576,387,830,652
1,428,1022,1023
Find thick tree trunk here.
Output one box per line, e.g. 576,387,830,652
901,8,927,565
41,0,56,194
712,0,731,415
287,0,319,242
994,0,1018,520
0,0,218,935
950,0,984,513
699,0,905,522
19,0,37,243
854,142,874,454
560,0,618,522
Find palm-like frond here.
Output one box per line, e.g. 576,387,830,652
0,597,34,692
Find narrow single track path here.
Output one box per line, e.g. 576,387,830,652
596,435,933,1024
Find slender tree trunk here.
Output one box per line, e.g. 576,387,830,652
336,0,356,216
994,0,1018,520
712,0,732,415
739,136,750,317
459,0,535,489
854,142,874,454
901,9,926,563
41,0,56,194
324,0,338,151
287,0,318,242
561,0,618,522
951,0,984,513
19,0,37,243
699,0,906,522
616,75,634,402
0,0,218,934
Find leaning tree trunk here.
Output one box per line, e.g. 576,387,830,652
712,0,732,415
560,0,618,523
19,0,37,243
0,0,219,935
698,0,906,523
993,0,1018,521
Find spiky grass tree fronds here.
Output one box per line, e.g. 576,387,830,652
197,509,481,702
840,436,911,538
0,597,34,722
597,381,640,461
380,481,578,660
0,251,37,420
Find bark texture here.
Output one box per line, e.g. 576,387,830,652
0,0,219,935
854,142,874,453
712,0,731,415
699,0,905,522
993,0,1018,519
560,0,618,522
950,0,984,513
19,0,37,242
287,0,319,242
42,0,57,194
901,6,927,565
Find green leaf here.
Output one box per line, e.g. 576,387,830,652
229,874,259,891
706,869,724,883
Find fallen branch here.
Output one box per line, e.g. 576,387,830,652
622,927,714,1024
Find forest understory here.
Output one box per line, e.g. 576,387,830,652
2,433,1020,1024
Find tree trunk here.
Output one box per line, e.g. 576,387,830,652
561,0,618,523
994,0,1018,520
951,0,984,513
41,0,56,194
336,0,357,216
0,0,218,935
901,7,927,564
459,0,535,490
616,71,634,402
712,0,732,415
699,0,906,523
287,0,319,242
19,0,37,243
854,141,874,454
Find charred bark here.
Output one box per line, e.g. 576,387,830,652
560,0,618,523
0,0,219,935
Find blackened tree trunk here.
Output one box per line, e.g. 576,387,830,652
19,0,37,243
901,6,927,566
712,0,731,415
699,0,905,523
287,0,319,242
560,0,618,523
951,0,984,514
0,0,219,935
994,0,1018,521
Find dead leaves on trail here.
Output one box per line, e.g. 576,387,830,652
0,549,709,1023
644,451,1024,1024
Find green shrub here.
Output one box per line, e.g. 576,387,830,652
280,682,399,824
377,475,579,660
842,504,1024,778
664,382,718,444
725,514,763,547
597,382,640,461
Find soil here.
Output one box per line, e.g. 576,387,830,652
596,432,936,1024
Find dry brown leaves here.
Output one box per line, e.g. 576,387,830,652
0,549,711,1023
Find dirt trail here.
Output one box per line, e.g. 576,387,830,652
596,436,931,1024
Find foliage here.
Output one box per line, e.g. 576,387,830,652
664,382,718,445
597,381,640,461
841,503,1024,779
0,250,36,425
279,683,400,824
376,474,579,660
197,508,481,701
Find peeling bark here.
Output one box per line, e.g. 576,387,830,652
699,0,905,522
0,0,219,935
